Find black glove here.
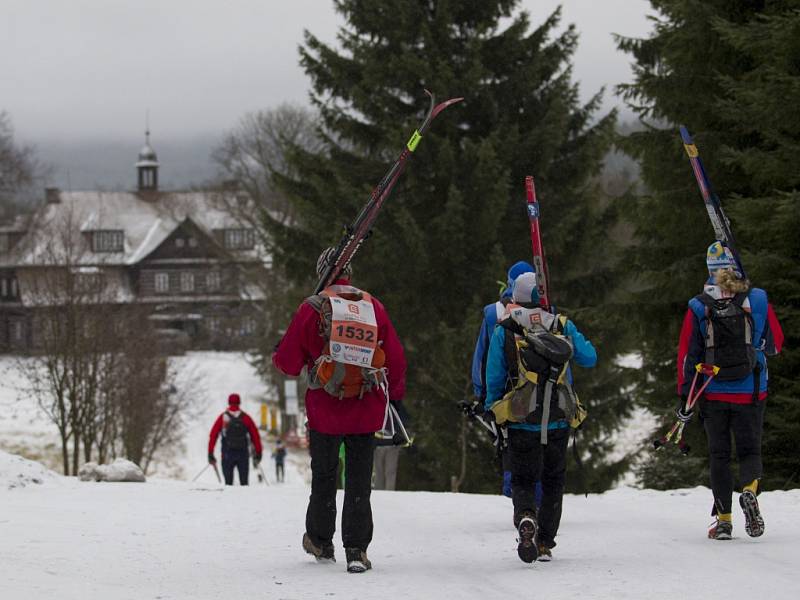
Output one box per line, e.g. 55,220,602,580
253,453,262,466
675,395,692,423
208,453,216,465
459,399,484,418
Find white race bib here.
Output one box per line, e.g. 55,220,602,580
328,295,379,367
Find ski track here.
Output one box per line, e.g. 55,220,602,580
0,476,797,600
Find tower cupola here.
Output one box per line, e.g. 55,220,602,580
136,129,159,191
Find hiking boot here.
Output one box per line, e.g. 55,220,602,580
707,518,733,540
516,515,539,563
536,544,552,562
740,490,765,538
302,533,336,563
345,547,372,573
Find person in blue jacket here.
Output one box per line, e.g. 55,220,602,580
468,261,541,500
676,242,783,540
484,272,596,563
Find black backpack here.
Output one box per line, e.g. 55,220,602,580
224,412,249,451
697,292,757,381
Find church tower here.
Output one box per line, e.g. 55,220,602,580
136,129,159,191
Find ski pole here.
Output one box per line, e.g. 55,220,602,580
654,363,719,454
210,461,222,483
257,464,269,486
191,464,210,482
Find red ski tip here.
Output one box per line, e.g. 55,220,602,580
429,97,464,119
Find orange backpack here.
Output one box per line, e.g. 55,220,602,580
306,286,386,399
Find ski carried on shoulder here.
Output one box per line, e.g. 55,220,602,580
679,126,747,278
314,90,463,293
525,175,552,311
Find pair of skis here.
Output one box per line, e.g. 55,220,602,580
314,90,463,294
525,175,552,311
679,126,746,278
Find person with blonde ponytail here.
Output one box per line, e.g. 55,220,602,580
676,242,784,541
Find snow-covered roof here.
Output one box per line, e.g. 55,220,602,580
0,190,265,268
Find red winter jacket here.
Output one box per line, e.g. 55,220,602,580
208,407,263,456
272,279,407,435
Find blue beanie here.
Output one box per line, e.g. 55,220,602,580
507,261,534,289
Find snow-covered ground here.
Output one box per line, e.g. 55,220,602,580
0,449,796,600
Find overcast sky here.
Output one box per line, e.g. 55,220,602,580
2,0,655,144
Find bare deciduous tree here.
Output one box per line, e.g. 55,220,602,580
212,104,323,432
14,203,190,474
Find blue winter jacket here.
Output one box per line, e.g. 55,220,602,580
470,297,510,398
484,317,597,432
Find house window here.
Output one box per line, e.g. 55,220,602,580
75,272,103,294
207,316,221,333
0,234,8,253
175,238,185,248
154,272,169,293
11,319,24,343
206,271,221,292
240,316,257,336
188,237,198,248
92,230,124,252
10,278,18,298
180,272,195,293
0,278,7,297
223,228,255,250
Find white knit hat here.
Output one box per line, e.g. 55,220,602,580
512,272,539,304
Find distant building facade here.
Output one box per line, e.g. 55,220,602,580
0,135,265,353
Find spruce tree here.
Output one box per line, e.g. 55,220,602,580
617,1,800,488
713,7,800,489
271,0,625,492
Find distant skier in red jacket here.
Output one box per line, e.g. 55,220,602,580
208,393,263,486
272,247,407,573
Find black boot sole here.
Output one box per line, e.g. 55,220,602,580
740,491,765,538
517,518,539,564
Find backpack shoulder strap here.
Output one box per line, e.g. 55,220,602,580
696,293,715,308
555,314,568,334
501,323,519,380
304,294,326,313
732,292,748,308
499,317,524,336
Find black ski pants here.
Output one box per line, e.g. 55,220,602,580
508,426,569,548
221,447,250,485
701,399,765,514
275,461,285,482
306,429,375,552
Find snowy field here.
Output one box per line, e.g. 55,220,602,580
0,449,797,600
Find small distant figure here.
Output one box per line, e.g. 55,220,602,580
272,439,287,482
208,393,263,485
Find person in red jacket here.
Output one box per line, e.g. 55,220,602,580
272,247,407,573
208,393,263,486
